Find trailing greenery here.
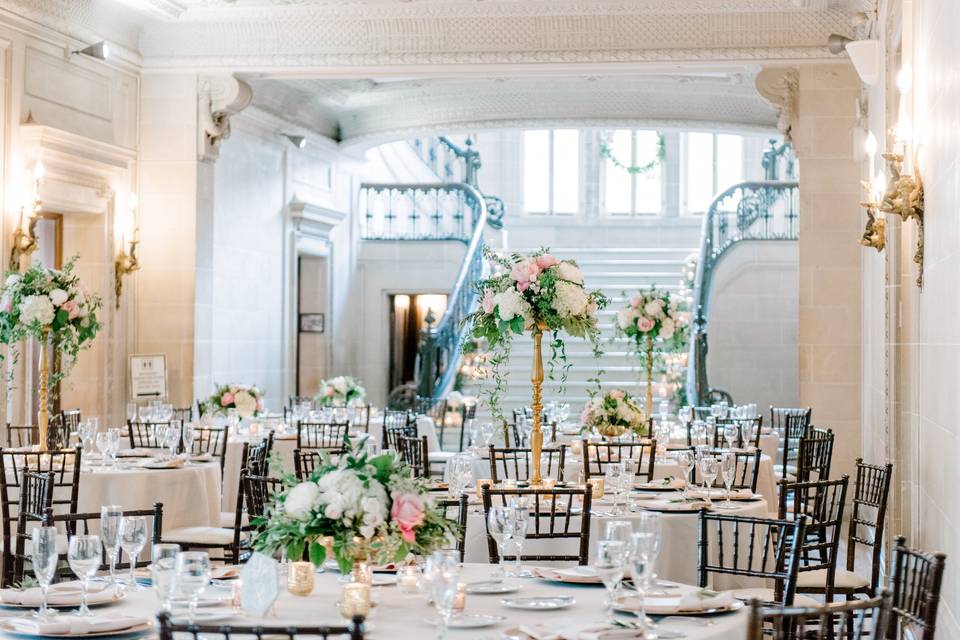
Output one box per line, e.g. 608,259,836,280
600,132,666,176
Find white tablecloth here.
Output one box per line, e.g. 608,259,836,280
92,563,748,640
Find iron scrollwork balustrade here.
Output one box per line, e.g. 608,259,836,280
359,183,479,241
686,180,800,406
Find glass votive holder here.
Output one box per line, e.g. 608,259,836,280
397,565,420,593
339,583,371,620
475,478,492,500
453,583,466,613
287,561,314,596
588,477,605,499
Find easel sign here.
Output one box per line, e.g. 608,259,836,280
130,354,167,400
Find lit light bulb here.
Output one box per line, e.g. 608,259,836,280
864,131,877,167
872,171,885,203
32,161,45,181
894,114,913,143
897,64,912,92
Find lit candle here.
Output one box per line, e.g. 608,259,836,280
864,131,877,170
452,583,466,613
397,565,420,593
287,561,314,596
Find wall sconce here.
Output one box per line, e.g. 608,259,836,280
859,133,886,252
878,65,925,288
71,41,110,61
8,161,44,270
114,193,139,308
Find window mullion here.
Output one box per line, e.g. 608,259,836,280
548,131,555,215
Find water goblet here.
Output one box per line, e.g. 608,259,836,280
120,516,148,590
95,432,110,470
106,429,122,468
698,456,720,505
77,421,95,455
31,526,58,620
428,556,461,640
486,506,514,581
151,543,180,612
678,405,693,426
717,452,738,510
126,403,137,423
175,551,210,623
67,535,101,617
100,505,124,591
507,504,530,577
672,450,694,498
604,463,625,516
723,424,739,450
594,540,628,623
181,423,196,458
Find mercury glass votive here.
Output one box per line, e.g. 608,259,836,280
588,477,605,499
287,561,314,596
339,583,371,620
475,478,492,500
397,565,420,593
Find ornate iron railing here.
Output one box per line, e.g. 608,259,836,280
359,183,483,241
686,180,800,406
411,185,489,399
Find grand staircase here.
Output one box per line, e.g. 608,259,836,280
461,244,697,421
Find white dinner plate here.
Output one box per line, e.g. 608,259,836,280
168,593,231,608
371,574,397,586
500,595,575,610
613,597,745,616
0,591,125,610
169,610,235,624
0,620,152,639
464,580,521,595
424,614,505,628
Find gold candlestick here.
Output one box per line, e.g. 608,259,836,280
644,334,654,420
37,327,50,450
530,325,545,486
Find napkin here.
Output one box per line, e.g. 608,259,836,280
191,452,214,462
212,565,242,580
143,457,186,469
686,488,753,500
517,624,643,640
0,582,113,606
5,615,146,635
638,589,735,614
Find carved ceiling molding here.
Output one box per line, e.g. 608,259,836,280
755,66,799,141
138,5,853,69
198,74,253,162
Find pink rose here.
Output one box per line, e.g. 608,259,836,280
510,259,540,286
516,280,530,293
391,493,425,543
325,387,335,397
610,390,625,400
630,295,642,309
536,254,559,269
481,289,495,314
0,296,11,313
62,300,80,320
221,392,234,406
637,316,655,332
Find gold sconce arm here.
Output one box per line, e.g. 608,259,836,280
8,207,40,271
877,151,925,288
114,238,139,309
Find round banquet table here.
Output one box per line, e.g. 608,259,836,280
462,492,770,590
452,450,779,507
85,562,748,640
221,416,440,511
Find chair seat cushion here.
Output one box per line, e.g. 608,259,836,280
796,568,870,591
428,451,456,463
219,511,249,529
164,526,236,546
730,588,819,607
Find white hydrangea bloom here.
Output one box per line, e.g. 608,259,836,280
284,482,321,520
493,288,529,322
616,308,636,330
551,281,589,317
19,295,55,326
556,262,583,284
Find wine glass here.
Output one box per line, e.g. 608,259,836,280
67,535,101,617
120,516,148,590
181,424,196,458
709,404,722,420
723,424,739,450
77,421,95,454
151,543,181,612
428,554,461,640
95,432,110,470
717,452,738,510
507,504,530,578
100,505,124,591
478,423,495,449
126,403,137,423
698,456,720,505
106,429,121,469
486,506,514,581
604,463,625,516
741,419,756,450
594,540,628,623
678,405,693,426
673,450,694,499
718,401,729,420
629,513,673,636
31,527,58,620
175,551,210,622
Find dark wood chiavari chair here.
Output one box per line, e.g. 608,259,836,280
747,591,892,640
126,420,168,449
188,425,230,476
795,427,834,482
690,449,762,492
172,407,193,422
799,459,892,601
488,445,568,484
414,395,447,447
45,412,76,450
501,418,522,448
381,410,416,451
714,416,764,449
350,404,372,434
297,421,349,452
241,472,284,526
396,435,429,479
778,476,849,603
692,406,713,421
287,395,313,410
157,612,365,640
0,447,81,587
5,424,38,448
293,449,321,481
481,485,593,566
435,494,468,562
697,510,807,606
9,470,54,587
581,439,657,482
888,536,946,640
772,406,812,479
222,433,276,547
457,402,477,452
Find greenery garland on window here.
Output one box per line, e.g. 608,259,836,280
600,132,666,175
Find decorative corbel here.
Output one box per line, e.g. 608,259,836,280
756,67,799,143
198,75,253,162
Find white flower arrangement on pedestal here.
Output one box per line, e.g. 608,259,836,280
315,375,366,407
202,383,264,418
581,389,646,439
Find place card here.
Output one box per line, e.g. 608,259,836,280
240,552,280,616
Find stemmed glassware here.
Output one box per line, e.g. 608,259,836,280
427,550,461,640
672,450,694,499
697,456,720,505
77,421,95,454
126,403,137,423
120,516,148,590
31,527,58,620
150,543,180,612
507,503,530,578
67,535,101,617
447,454,473,499
723,424,739,450
594,540,628,623
717,452,738,510
181,424,196,459
628,513,682,639
100,505,124,592
95,432,110,470
605,463,625,516
486,506,515,581
678,405,693,426
175,552,210,622
106,429,121,468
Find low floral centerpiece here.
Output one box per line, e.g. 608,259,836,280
468,247,606,484
315,376,366,407
615,286,688,415
0,258,101,446
201,383,264,418
581,389,646,439
252,440,458,577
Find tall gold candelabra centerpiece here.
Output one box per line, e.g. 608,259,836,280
37,328,50,449
644,334,655,417
466,248,607,479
